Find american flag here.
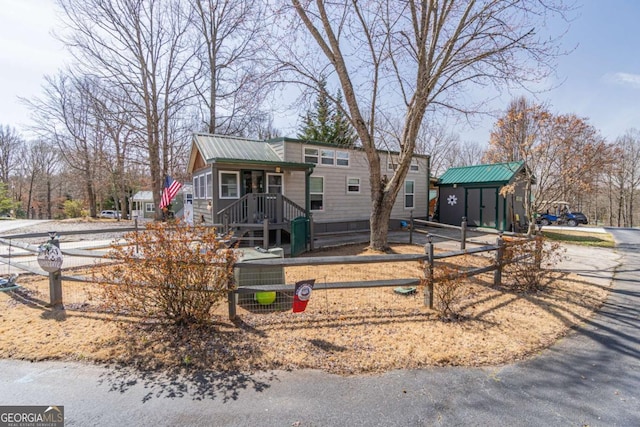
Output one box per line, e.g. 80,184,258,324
160,175,183,209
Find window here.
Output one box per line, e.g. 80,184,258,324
145,203,154,212
267,173,284,194
404,180,415,209
388,156,419,172
219,171,240,199
192,176,199,199
336,151,349,167
304,148,319,164
310,176,324,211
321,149,335,165
193,174,208,199
199,175,206,199
347,177,360,193
206,172,212,198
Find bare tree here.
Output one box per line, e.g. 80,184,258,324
191,0,271,135
609,130,640,227
89,83,137,219
0,125,23,184
56,0,196,220
31,140,61,219
284,0,570,249
24,72,103,217
484,96,608,233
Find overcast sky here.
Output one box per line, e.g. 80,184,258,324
1,1,639,145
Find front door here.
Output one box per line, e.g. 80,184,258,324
242,170,264,195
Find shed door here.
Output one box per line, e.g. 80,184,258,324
466,188,498,228
481,188,498,228
466,189,481,226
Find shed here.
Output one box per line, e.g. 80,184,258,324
436,161,529,232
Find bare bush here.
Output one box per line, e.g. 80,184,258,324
433,266,467,321
100,220,236,325
501,235,566,293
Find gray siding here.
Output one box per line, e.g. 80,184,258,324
283,142,428,224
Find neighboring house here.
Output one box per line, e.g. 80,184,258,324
131,191,155,219
187,133,430,245
131,186,190,219
437,161,530,232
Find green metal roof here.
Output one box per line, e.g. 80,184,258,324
438,161,525,185
192,133,313,170
193,134,284,163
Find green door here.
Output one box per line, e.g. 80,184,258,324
290,216,308,257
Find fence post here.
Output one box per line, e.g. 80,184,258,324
461,216,467,250
308,213,315,251
493,231,504,287
48,233,64,310
263,218,269,249
424,233,434,309
134,217,139,255
223,212,229,234
228,290,237,320
409,210,414,244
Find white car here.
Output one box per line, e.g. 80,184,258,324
99,210,121,219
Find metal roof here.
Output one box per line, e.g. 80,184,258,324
193,133,283,163
132,191,154,201
438,161,525,185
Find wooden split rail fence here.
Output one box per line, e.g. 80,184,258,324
230,232,537,319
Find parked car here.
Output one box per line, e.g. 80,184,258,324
99,210,121,219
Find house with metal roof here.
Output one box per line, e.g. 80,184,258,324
436,161,529,232
187,133,429,250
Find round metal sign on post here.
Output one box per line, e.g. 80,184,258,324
37,244,63,272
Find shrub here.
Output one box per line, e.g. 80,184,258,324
433,265,467,320
100,220,237,325
501,235,566,293
63,200,84,218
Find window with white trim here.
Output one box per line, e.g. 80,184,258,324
304,147,319,164
410,159,419,172
321,149,335,165
346,177,360,193
404,180,415,209
310,176,324,211
336,151,349,167
206,172,212,198
267,173,284,194
192,176,198,198
219,171,240,199
145,203,154,212
198,174,206,199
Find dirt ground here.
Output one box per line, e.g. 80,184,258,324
0,241,610,375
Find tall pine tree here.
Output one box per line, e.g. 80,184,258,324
298,79,356,147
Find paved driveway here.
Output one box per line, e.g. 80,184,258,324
1,231,639,426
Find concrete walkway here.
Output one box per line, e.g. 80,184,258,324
1,229,638,426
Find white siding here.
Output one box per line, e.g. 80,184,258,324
283,141,428,222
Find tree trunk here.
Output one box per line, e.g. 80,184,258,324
47,179,52,219
369,195,395,251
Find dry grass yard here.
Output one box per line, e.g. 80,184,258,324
0,242,609,375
